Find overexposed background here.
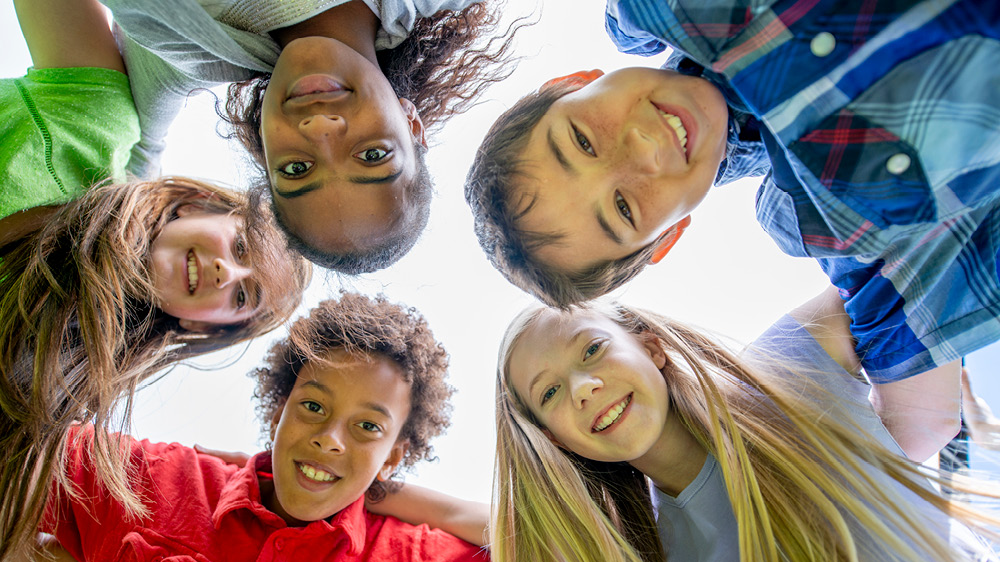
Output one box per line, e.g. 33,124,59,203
2,0,998,506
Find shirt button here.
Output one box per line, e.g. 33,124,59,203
886,153,911,175
810,32,836,57
275,538,285,551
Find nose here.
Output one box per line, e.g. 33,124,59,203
622,127,660,175
569,372,603,409
212,258,251,289
298,114,346,143
312,421,346,453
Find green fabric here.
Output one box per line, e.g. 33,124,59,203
0,67,140,220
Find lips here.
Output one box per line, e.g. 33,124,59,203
286,75,349,104
651,102,695,163
295,460,340,489
186,250,199,294
592,393,632,432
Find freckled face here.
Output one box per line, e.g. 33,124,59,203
507,308,671,462
260,36,427,254
266,350,411,525
517,68,728,273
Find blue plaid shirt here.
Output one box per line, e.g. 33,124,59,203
606,0,1000,382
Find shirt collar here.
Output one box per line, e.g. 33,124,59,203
663,52,771,186
211,451,368,555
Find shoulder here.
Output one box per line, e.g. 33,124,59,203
365,512,489,561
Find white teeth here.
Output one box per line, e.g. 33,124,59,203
593,395,632,432
658,109,689,152
186,251,197,294
298,462,337,482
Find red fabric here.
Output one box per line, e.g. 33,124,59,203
43,426,488,562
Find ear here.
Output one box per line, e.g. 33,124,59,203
378,440,409,482
269,400,286,443
639,331,668,370
178,318,215,332
540,69,604,92
648,215,692,265
541,428,566,450
398,98,427,149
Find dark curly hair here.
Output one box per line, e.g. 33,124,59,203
464,84,666,308
251,292,453,499
220,1,523,273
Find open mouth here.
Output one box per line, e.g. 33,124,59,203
592,394,632,432
652,103,689,161
186,250,198,294
297,461,339,483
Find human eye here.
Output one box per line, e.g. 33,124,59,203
235,285,247,310
615,193,633,224
301,400,324,414
572,124,595,157
276,160,313,178
233,234,247,261
353,147,391,164
583,340,604,360
358,421,383,433
541,385,559,405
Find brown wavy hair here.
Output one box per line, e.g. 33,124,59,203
465,84,667,307
252,292,453,501
0,177,311,560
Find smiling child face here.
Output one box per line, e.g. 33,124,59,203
515,68,728,274
266,348,412,525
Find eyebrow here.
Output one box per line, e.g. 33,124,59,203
273,181,322,199
299,380,395,419
595,205,623,245
546,127,576,176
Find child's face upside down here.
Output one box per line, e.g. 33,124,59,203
265,348,412,525
516,68,729,273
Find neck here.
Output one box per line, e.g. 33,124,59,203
269,0,380,65
629,412,707,497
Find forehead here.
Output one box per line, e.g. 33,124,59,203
293,349,411,409
509,309,620,370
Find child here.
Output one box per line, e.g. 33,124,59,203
492,293,1000,562
39,293,488,561
2,2,312,558
466,0,999,455
99,0,518,273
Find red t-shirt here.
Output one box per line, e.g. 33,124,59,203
43,426,489,561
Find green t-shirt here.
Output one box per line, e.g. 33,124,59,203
0,67,140,220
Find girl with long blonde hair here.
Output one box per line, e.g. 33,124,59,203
494,289,999,562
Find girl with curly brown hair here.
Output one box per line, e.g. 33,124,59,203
100,0,518,273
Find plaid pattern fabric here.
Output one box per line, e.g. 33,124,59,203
607,0,1000,382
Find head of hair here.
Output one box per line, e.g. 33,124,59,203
465,86,659,308
220,1,521,273
492,304,999,562
252,292,452,500
0,177,311,559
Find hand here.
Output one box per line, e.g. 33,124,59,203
193,444,251,466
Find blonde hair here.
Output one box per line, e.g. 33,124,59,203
0,177,311,560
494,304,1000,562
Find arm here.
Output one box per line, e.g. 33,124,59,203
789,286,961,462
366,483,489,548
13,0,124,72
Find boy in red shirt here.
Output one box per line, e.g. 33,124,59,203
39,293,488,561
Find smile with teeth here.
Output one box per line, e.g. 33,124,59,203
593,394,632,432
656,108,688,153
186,250,198,294
297,462,338,483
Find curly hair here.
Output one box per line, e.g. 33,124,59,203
252,292,452,499
220,1,521,273
465,84,666,308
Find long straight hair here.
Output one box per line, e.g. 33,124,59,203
0,177,310,560
494,304,1000,562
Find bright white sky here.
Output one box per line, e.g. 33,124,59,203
2,0,997,505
